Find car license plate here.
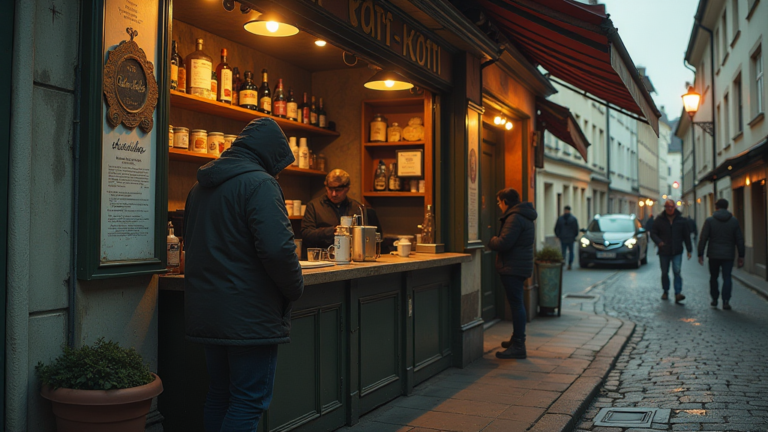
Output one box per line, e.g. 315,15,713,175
596,252,616,259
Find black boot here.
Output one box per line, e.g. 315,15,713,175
496,339,526,359
501,336,513,349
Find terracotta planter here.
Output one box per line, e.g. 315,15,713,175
41,373,163,432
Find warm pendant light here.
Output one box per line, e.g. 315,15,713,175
244,14,299,37
364,69,413,91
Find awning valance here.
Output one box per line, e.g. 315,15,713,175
705,136,768,181
537,97,589,162
475,0,661,134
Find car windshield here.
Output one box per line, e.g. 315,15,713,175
588,218,636,233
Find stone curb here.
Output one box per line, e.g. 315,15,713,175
732,272,768,301
531,318,636,432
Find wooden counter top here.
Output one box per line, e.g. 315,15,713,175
159,252,471,290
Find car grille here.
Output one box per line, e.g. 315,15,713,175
591,241,623,251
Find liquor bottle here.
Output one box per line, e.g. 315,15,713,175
421,204,435,244
298,138,309,169
258,69,272,114
186,38,213,98
310,96,319,126
318,98,327,128
170,40,181,91
210,71,218,101
300,92,310,124
286,88,298,121
167,222,180,274
231,67,241,106
273,79,286,118
178,58,187,93
216,48,233,104
388,162,400,191
373,160,387,191
239,70,259,111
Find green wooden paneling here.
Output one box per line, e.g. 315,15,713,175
359,293,400,394
320,308,342,412
414,286,441,368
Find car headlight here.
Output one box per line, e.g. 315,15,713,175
580,237,590,247
624,237,637,248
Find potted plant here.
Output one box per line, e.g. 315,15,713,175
535,246,564,316
36,338,163,432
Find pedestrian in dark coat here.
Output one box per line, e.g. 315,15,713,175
488,188,537,359
184,118,304,431
554,206,579,270
697,199,745,310
650,200,692,303
687,216,698,246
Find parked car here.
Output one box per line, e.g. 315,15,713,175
578,214,648,269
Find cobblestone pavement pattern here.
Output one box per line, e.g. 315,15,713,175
573,252,768,431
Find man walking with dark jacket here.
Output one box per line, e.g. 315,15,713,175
651,200,692,303
697,199,745,310
488,188,537,359
554,206,579,270
184,118,304,431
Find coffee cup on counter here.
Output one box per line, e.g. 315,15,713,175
392,238,412,257
307,248,323,262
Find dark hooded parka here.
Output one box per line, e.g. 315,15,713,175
184,118,304,345
488,202,539,278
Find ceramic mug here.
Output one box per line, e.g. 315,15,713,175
392,240,412,257
327,236,351,264
307,248,323,262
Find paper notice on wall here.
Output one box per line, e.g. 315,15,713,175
99,0,159,263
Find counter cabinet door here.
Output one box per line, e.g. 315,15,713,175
408,268,452,386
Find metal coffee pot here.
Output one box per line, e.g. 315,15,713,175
350,207,381,262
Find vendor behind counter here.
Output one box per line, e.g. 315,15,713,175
301,169,382,251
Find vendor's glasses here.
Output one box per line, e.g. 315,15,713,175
326,184,349,193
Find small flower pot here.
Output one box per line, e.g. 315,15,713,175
41,373,163,432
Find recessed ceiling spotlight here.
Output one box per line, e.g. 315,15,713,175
315,40,327,47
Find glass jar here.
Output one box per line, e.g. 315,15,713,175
403,116,425,141
190,129,208,153
369,113,387,142
317,153,327,172
173,127,189,149
223,134,237,152
207,132,224,156
387,122,402,142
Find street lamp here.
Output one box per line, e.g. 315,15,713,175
681,86,715,225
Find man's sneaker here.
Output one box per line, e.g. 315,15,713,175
675,294,686,303
711,300,718,307
723,301,731,310
661,292,668,300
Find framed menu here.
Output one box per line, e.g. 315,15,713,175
396,149,424,178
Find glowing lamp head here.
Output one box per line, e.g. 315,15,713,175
384,80,395,88
315,40,327,47
681,86,701,117
746,177,751,186
677,201,683,206
266,21,279,33
494,116,503,125
505,121,513,130
639,201,645,207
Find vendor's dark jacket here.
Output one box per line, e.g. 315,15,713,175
698,209,745,260
301,196,382,249
488,202,538,278
184,118,304,346
554,213,579,243
650,209,692,256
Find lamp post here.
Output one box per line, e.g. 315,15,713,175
682,86,715,227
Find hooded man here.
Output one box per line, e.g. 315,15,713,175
697,199,745,310
184,118,304,431
488,188,538,359
651,200,692,303
554,205,579,270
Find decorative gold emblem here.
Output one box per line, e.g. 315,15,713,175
103,28,158,133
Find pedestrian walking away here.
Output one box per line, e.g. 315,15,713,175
644,214,655,249
697,199,745,310
650,200,692,303
487,188,537,359
687,216,697,247
554,205,579,270
184,118,305,431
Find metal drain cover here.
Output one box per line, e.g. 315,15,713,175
593,408,670,428
564,294,595,299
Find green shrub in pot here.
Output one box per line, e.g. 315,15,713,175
535,246,563,263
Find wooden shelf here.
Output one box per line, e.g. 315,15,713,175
363,192,425,198
364,141,425,147
170,90,339,137
169,148,327,177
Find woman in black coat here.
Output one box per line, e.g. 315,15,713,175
487,188,538,359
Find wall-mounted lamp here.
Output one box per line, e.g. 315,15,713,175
672,181,680,189
645,199,653,206
746,177,751,186
639,201,645,207
493,116,513,130
244,13,299,37
364,69,413,91
505,121,513,130
315,40,327,46
677,201,683,206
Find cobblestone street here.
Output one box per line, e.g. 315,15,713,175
570,252,768,431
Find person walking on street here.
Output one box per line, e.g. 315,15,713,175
184,118,305,431
645,214,655,249
687,216,698,247
488,188,537,359
554,206,579,270
651,200,693,303
697,199,745,310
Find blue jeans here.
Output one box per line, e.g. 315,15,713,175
708,258,734,302
560,241,574,265
500,275,527,341
659,254,683,294
204,344,279,432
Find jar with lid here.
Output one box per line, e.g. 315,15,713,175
223,134,237,152
190,129,208,153
369,113,387,142
403,116,425,141
207,132,224,156
387,122,402,142
316,153,326,172
173,127,189,149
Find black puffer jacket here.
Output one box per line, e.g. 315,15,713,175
650,209,692,256
488,202,538,278
554,213,579,243
698,209,745,260
184,118,304,346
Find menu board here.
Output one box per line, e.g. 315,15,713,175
99,0,159,263
467,107,480,243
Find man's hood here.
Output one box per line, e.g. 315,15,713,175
196,118,294,187
713,209,732,222
502,202,538,221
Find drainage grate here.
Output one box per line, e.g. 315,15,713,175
593,408,670,428
564,294,595,299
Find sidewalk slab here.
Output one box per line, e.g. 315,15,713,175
732,267,768,300
338,309,634,432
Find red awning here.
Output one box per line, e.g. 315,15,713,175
476,0,660,134
537,97,589,161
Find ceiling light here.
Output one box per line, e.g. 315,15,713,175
364,69,413,91
244,16,299,37
494,116,503,125
505,121,513,130
315,39,327,47
639,201,645,207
